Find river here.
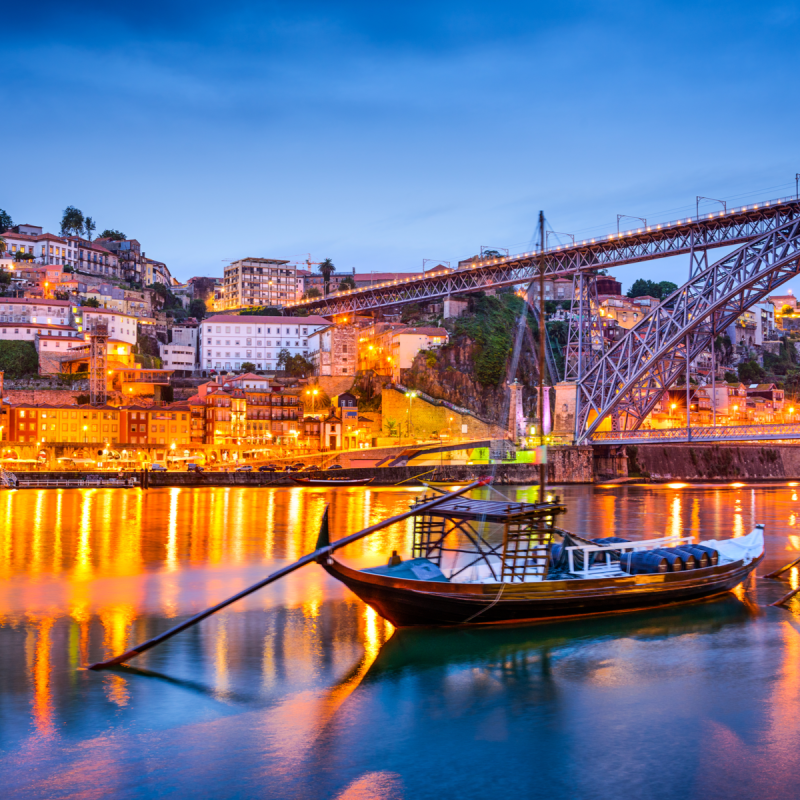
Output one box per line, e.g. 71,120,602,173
1,483,800,799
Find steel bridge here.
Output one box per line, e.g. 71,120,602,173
287,190,800,446
287,193,800,317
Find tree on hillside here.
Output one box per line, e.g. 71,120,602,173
0,267,11,295
82,297,101,308
99,229,127,241
84,216,96,241
240,362,256,374
0,341,38,377
627,278,678,300
303,287,322,300
318,258,335,295
338,276,356,291
0,209,12,233
277,348,313,377
188,298,206,320
60,206,86,237
13,250,35,262
0,235,6,255
738,359,766,385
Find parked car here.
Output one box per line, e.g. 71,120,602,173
327,464,343,470
292,463,306,470
235,464,253,472
283,465,298,472
150,463,167,472
258,465,277,473
187,463,204,472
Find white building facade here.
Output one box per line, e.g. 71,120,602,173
199,314,330,372
160,343,197,373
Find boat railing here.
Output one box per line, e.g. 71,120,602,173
564,535,693,578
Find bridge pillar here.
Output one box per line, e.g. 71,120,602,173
553,382,577,444
507,379,525,441
443,296,468,319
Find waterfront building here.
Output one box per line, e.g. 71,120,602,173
199,314,330,372
6,403,124,444
220,258,297,310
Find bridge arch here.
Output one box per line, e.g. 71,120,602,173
575,216,800,443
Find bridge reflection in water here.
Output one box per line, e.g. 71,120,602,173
2,484,800,798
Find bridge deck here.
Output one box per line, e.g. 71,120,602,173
287,194,800,316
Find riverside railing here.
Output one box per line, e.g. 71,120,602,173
591,423,800,445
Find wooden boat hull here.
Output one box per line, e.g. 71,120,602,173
321,554,762,627
422,480,474,488
290,476,374,487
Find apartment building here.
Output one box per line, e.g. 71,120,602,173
77,307,138,345
1,225,73,267
96,238,145,283
220,258,298,309
0,297,73,326
199,314,330,372
160,343,196,373
65,236,120,278
307,324,358,376
598,295,659,329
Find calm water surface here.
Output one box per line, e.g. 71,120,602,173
2,483,800,799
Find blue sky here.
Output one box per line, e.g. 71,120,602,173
3,1,800,291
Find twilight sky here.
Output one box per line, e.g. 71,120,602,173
3,1,800,291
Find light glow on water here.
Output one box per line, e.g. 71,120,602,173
0,483,799,798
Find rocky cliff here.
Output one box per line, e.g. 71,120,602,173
401,294,540,424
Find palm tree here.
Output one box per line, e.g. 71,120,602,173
318,258,335,295
0,236,6,256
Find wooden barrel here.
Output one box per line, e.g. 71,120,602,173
592,537,631,544
620,551,669,574
691,544,719,566
666,547,698,570
680,546,710,568
591,537,631,562
651,549,685,571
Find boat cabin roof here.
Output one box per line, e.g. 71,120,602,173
415,497,565,523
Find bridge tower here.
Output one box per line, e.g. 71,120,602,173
88,322,109,406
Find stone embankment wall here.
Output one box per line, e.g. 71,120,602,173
2,377,89,406
629,444,800,481
381,387,507,440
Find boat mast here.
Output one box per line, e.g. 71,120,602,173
538,210,546,500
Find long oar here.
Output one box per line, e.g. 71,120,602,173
762,555,800,580
88,478,489,670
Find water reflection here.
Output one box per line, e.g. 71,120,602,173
1,484,800,799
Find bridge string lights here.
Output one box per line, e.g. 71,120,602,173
288,187,800,445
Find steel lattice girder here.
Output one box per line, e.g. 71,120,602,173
575,216,800,443
289,198,800,317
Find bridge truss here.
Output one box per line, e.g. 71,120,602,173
288,195,800,317
576,216,800,443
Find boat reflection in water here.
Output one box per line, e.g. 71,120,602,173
366,593,756,679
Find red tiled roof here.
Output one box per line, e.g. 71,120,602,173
204,314,331,325
0,298,71,306
396,327,449,337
